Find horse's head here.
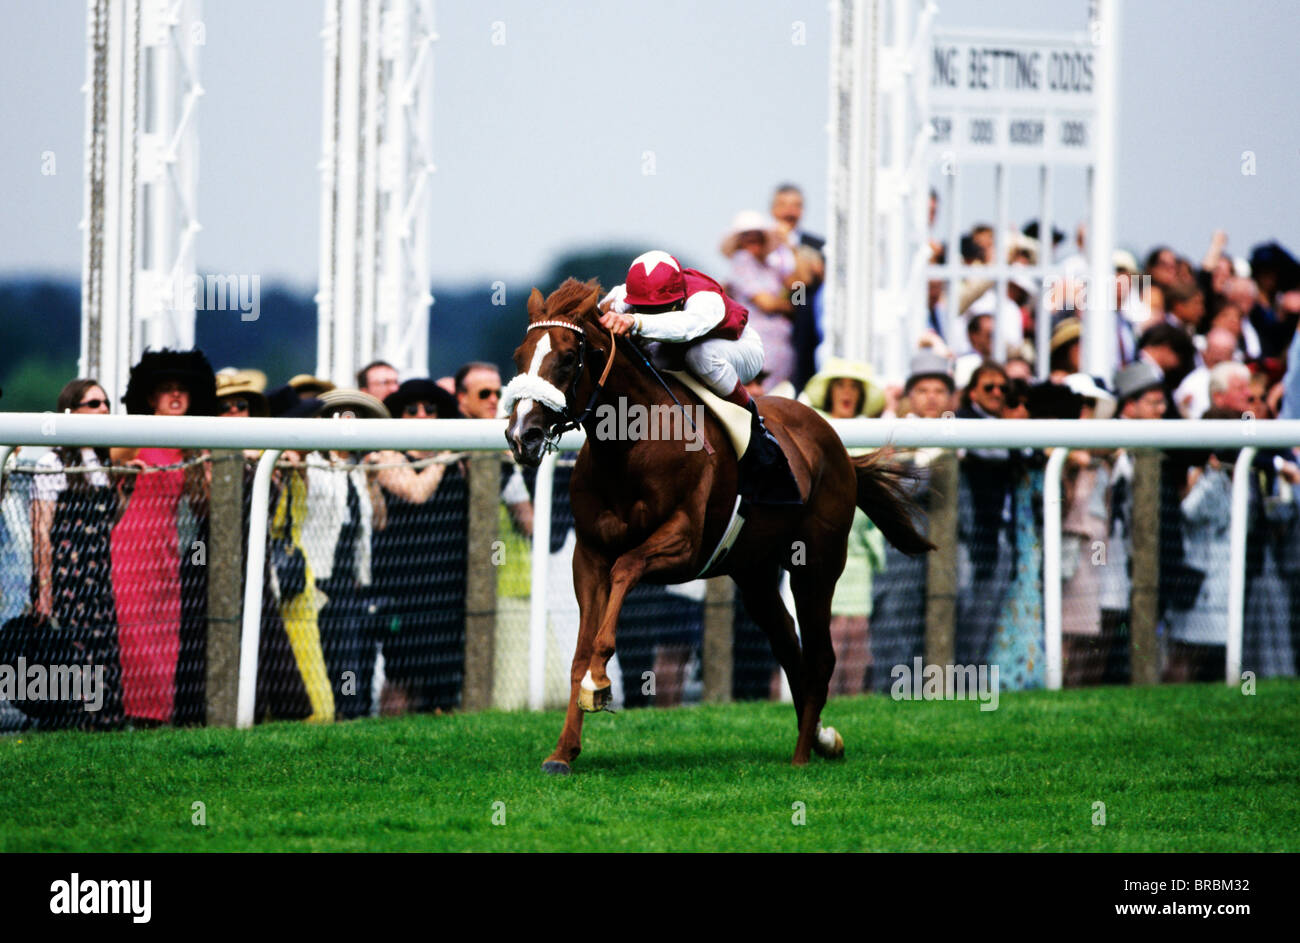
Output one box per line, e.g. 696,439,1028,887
503,277,604,466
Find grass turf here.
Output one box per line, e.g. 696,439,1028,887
2,680,1297,852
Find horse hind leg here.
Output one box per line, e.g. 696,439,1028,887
734,565,807,748
789,558,846,764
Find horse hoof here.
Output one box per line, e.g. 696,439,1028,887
812,725,845,760
577,683,612,713
541,760,571,776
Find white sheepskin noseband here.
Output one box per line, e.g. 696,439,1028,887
500,373,568,418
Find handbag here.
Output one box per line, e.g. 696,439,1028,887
0,611,93,721
270,489,308,600
1162,561,1207,612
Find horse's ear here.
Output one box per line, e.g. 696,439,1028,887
580,288,601,317
527,287,545,321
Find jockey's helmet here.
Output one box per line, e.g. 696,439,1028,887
624,250,686,308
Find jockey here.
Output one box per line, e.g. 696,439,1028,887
598,250,802,504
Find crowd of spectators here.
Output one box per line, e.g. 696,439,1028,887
4,184,1298,728
723,185,1300,692
0,353,531,729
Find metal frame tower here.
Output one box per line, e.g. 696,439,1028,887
316,0,436,387
827,0,1118,383
825,0,935,382
81,0,202,403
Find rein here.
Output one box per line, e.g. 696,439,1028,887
524,317,616,450
619,336,713,456
521,312,711,457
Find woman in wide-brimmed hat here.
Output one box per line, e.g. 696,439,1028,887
1049,316,1082,381
799,356,886,423
370,378,466,714
119,348,219,419
316,388,391,420
796,357,886,695
382,378,459,420
304,389,390,719
215,367,269,418
721,210,803,388
111,348,216,726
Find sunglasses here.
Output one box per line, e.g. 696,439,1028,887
221,398,250,413
981,383,1007,394
475,388,501,400
76,398,109,410
403,401,438,417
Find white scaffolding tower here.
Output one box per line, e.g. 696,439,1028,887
827,0,1118,383
825,0,935,382
81,0,202,404
316,0,436,387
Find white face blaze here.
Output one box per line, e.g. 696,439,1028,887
508,332,552,442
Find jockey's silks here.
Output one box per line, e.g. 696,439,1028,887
680,269,749,341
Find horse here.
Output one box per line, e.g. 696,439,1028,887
503,278,933,774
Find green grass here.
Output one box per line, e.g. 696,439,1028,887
2,681,1297,852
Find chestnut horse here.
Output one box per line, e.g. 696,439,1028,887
504,278,932,774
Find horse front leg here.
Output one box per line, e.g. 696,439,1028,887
542,540,610,775
583,511,695,711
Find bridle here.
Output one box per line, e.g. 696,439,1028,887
522,317,616,449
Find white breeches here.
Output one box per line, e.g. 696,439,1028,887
646,324,766,396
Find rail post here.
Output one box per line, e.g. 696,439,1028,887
1043,447,1068,690
463,453,499,711
702,577,734,703
925,451,958,677
1130,450,1161,685
205,451,244,727
1226,447,1257,684
236,448,281,728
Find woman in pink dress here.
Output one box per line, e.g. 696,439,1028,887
111,350,217,725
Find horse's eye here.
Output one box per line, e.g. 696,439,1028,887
556,351,576,372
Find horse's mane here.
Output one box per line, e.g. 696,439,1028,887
543,277,604,325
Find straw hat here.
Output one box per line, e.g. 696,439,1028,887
719,210,783,257
1112,250,1140,275
215,368,270,417
957,279,996,316
1007,231,1039,264
316,388,391,420
799,357,885,418
1050,317,1082,354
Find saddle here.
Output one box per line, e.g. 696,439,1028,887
660,371,803,576
662,370,751,458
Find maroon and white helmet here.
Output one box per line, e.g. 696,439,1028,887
623,250,686,307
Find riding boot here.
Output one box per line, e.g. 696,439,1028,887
738,399,803,505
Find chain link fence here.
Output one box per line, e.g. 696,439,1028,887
2,441,1296,733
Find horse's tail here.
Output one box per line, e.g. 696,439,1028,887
851,451,936,556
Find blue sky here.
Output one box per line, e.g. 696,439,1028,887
2,0,1297,293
